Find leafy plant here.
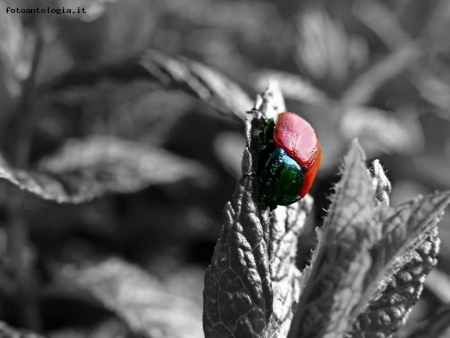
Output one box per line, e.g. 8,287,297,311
203,85,450,338
2,1,450,337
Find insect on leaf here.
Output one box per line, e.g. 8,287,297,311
203,84,313,338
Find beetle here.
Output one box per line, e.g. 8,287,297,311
253,112,321,208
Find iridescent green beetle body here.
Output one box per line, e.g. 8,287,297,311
253,148,304,208
253,112,321,209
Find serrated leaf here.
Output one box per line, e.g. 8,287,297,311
350,229,440,338
360,177,449,338
351,174,450,338
377,192,449,264
291,140,450,338
203,118,272,337
203,169,273,338
62,258,203,338
0,321,44,338
266,198,313,338
0,136,206,204
323,140,377,239
203,85,313,338
184,58,253,120
49,50,253,121
290,140,376,338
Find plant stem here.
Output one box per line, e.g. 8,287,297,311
14,20,45,168
6,16,45,331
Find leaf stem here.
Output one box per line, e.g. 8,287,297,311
6,16,45,331
14,19,45,168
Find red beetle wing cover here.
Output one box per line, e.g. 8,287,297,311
300,142,321,197
274,112,321,197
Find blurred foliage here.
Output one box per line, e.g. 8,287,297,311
0,0,450,337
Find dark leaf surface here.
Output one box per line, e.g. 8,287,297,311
0,136,207,204
49,50,253,121
62,258,203,338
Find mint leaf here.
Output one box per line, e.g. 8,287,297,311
203,84,313,338
0,136,206,204
291,140,450,338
